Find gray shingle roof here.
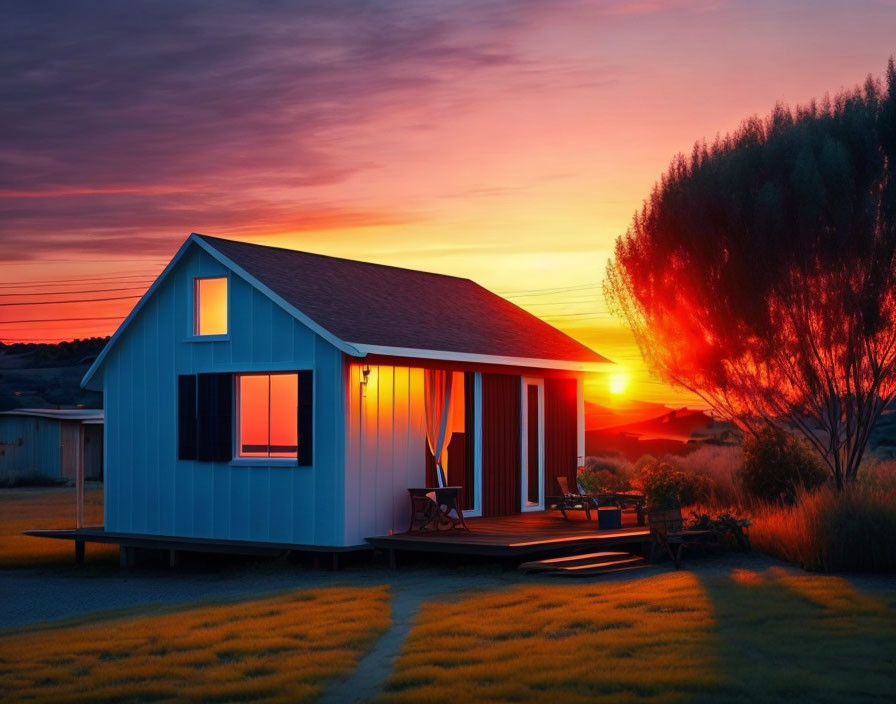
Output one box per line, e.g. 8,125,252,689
198,234,608,364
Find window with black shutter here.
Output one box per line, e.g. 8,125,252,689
178,370,312,464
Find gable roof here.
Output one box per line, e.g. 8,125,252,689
83,234,611,388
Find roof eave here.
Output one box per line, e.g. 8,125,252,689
347,343,615,372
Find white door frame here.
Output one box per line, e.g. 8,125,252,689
520,377,545,512
465,372,484,518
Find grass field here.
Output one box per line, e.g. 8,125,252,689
4,488,896,702
381,569,896,703
0,586,391,703
0,486,117,568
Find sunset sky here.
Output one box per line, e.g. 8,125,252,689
2,0,895,405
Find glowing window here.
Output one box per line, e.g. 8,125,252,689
237,373,298,458
194,277,228,336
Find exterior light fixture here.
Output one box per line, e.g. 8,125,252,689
361,365,370,386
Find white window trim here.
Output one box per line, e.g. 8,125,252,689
192,275,230,337
463,372,484,518
520,377,545,512
234,372,298,460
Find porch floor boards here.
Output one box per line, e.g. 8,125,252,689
366,510,650,557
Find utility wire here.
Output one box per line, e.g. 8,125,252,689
0,286,149,297
0,316,125,324
502,285,601,298
0,294,142,307
0,273,158,288
498,282,598,295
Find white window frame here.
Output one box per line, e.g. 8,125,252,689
192,276,229,337
520,377,545,512
234,372,298,460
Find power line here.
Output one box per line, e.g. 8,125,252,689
498,282,598,295
0,286,149,297
540,312,615,319
518,297,601,307
502,285,602,299
0,294,142,307
0,273,158,288
4,258,168,265
0,316,125,324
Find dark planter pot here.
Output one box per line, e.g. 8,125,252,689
597,506,622,530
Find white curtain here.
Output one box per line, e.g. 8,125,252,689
424,369,454,487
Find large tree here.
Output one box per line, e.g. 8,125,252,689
605,60,896,490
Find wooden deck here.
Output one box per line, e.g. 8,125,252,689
366,510,650,558
23,527,369,567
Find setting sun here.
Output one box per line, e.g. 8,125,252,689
608,372,629,395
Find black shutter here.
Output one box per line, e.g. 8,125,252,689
298,370,313,466
177,374,197,460
197,372,233,462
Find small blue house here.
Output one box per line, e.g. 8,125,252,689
82,234,610,548
0,408,103,483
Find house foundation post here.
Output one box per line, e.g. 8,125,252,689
119,546,136,568
74,540,85,564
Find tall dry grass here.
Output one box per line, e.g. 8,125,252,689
667,444,744,506
750,460,896,572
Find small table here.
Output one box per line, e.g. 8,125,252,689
593,491,646,526
407,487,469,533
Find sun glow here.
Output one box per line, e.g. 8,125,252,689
608,372,629,396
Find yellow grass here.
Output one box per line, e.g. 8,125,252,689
0,586,391,703
0,486,117,568
381,569,896,703
382,572,723,704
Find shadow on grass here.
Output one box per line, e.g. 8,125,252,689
694,567,896,703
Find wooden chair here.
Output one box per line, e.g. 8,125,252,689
407,487,468,533
548,476,592,520
647,506,718,568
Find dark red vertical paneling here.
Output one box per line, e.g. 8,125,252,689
424,437,437,487
446,432,466,505
544,378,578,498
527,384,539,504
481,373,521,517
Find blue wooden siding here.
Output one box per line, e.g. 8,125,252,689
344,363,427,544
0,416,61,480
100,244,347,546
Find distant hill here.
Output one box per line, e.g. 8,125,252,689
585,401,739,460
0,338,108,411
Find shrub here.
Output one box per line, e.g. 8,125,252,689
580,454,632,493
688,511,751,552
739,426,828,505
667,445,744,506
632,458,713,508
750,482,896,572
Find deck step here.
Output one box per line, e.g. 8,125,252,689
520,552,648,576
519,551,630,571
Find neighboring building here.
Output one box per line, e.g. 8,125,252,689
82,234,611,548
0,409,103,483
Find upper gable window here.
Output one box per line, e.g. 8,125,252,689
194,277,228,336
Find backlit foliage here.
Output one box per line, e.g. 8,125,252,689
606,59,896,489
0,586,390,703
